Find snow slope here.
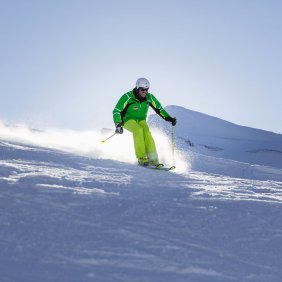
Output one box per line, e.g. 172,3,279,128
149,106,282,180
1,137,282,281
1,108,282,281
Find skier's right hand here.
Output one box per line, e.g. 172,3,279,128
115,123,123,134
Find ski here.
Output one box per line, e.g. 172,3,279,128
141,164,176,171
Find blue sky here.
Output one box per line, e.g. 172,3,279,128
0,0,281,133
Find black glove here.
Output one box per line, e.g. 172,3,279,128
165,116,177,126
115,123,123,134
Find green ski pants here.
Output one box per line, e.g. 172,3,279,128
123,120,158,162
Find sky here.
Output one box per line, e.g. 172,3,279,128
0,0,281,133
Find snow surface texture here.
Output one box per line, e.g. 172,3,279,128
1,106,282,282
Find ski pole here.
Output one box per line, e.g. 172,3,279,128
171,124,175,164
101,132,116,143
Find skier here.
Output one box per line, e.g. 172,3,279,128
113,78,177,166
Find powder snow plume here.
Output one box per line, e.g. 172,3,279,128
0,121,189,172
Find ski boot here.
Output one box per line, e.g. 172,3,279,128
138,157,150,166
149,160,164,168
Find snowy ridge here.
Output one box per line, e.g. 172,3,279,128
149,105,282,180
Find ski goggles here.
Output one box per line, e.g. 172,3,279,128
139,88,149,92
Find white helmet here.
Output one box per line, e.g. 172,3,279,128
136,78,150,89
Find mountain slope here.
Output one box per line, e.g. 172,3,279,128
149,105,282,175
1,140,282,282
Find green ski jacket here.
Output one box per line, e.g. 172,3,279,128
113,89,170,125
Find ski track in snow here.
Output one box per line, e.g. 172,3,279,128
1,141,282,282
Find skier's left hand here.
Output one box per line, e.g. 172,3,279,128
166,116,177,126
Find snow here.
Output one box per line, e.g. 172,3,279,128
150,105,282,180
1,106,282,281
